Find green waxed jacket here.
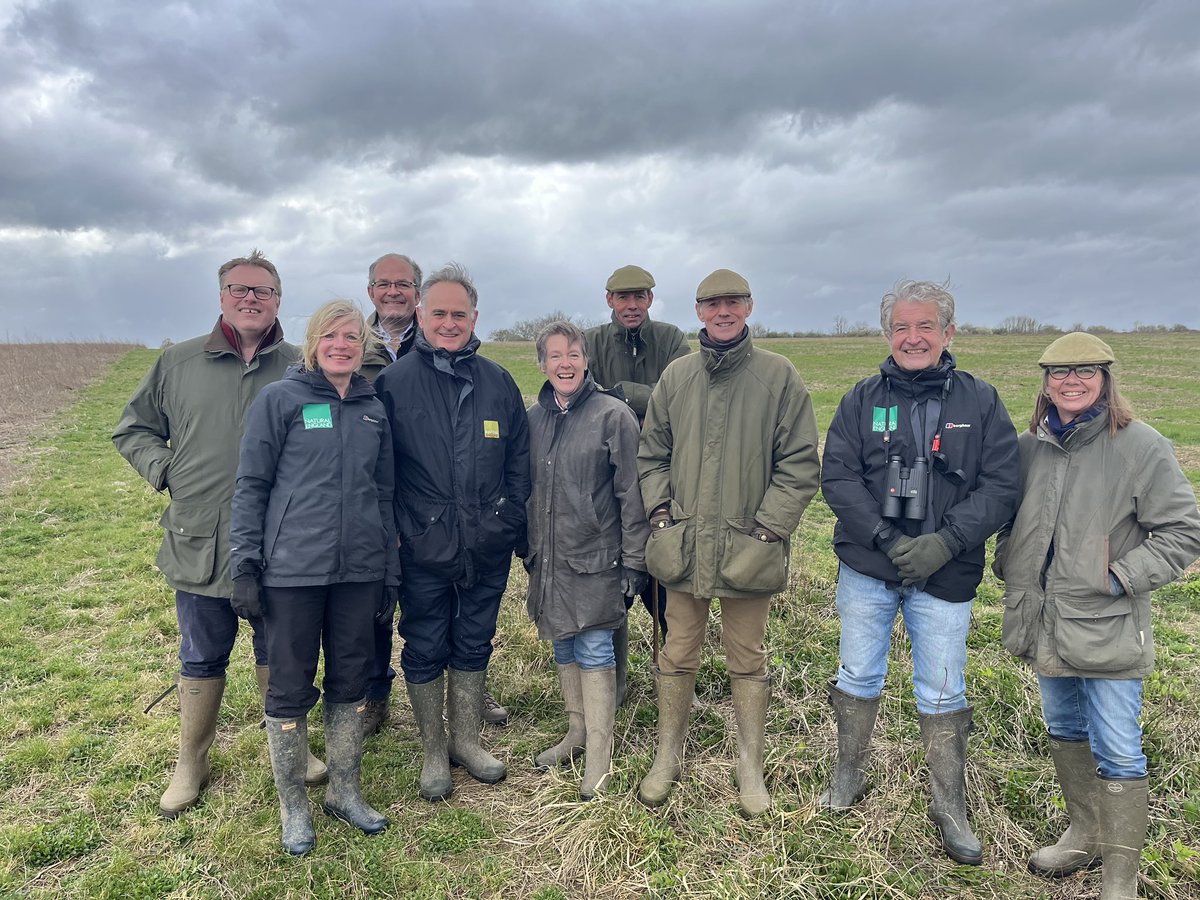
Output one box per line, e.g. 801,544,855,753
638,335,821,599
584,314,690,419
995,411,1200,678
113,320,299,597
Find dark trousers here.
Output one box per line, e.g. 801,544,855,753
364,615,397,701
399,555,511,685
176,590,267,678
626,581,669,635
261,581,379,718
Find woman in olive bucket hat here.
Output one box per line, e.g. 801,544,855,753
994,332,1200,899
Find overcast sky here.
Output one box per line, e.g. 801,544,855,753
3,0,1198,345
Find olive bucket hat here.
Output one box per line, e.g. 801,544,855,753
1038,332,1117,367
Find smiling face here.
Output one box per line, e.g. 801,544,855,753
540,334,586,404
418,281,478,352
606,289,653,330
1045,366,1105,423
316,316,364,389
220,263,280,346
696,295,752,343
888,300,955,372
368,256,419,330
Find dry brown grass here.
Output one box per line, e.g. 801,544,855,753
0,342,140,491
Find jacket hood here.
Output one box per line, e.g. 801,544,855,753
414,328,481,364
880,350,957,400
285,364,376,400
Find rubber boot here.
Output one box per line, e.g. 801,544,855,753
159,675,224,818
321,700,387,835
265,716,316,855
730,675,771,817
637,670,696,808
447,668,506,784
361,697,389,738
406,676,452,801
579,666,616,800
613,617,630,707
256,665,327,786
818,681,880,809
919,707,984,865
1028,737,1102,877
1098,776,1149,900
534,664,586,769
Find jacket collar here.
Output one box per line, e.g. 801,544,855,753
536,372,597,413
700,328,753,375
880,350,956,401
1038,406,1110,449
205,316,284,358
414,328,480,373
286,364,375,400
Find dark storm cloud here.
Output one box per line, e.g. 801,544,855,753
2,0,1198,342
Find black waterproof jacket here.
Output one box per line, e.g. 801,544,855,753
375,331,531,584
822,351,1019,601
230,366,401,588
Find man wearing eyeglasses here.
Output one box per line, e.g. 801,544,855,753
818,280,1019,865
360,253,422,382
584,265,690,705
114,249,326,818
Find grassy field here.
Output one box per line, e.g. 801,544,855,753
1,334,1197,899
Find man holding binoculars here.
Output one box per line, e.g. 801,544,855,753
819,280,1019,866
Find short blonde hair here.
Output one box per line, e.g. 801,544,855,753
302,300,368,372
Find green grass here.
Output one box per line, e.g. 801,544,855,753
0,335,1197,898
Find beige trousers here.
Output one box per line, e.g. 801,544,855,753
658,589,770,677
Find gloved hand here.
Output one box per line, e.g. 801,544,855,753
750,522,781,543
888,533,953,586
378,584,399,623
649,506,673,530
230,574,264,620
620,567,649,598
991,554,1005,582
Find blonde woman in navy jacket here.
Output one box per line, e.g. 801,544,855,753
231,300,400,855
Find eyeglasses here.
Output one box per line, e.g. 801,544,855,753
223,284,278,301
370,280,417,292
1045,365,1104,380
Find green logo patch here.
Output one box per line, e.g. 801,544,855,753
302,403,333,429
872,406,898,433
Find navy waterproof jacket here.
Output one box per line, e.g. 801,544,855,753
230,366,401,588
821,352,1019,601
375,332,531,584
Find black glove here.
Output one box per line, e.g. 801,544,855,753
230,574,264,620
991,554,1005,582
750,522,782,543
377,585,399,623
620,567,649,598
888,533,953,586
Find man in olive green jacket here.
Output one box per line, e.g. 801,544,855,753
584,264,690,702
636,268,821,816
359,252,422,382
113,249,324,818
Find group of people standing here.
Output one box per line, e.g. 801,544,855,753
113,251,1199,899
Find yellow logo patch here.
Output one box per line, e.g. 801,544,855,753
483,420,500,439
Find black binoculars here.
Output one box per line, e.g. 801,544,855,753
882,455,929,520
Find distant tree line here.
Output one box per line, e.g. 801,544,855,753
488,312,1196,341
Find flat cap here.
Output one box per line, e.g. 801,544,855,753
1038,332,1116,367
695,268,751,302
606,265,655,292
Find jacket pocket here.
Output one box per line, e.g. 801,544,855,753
262,491,294,564
1054,594,1143,672
476,496,526,556
563,546,621,575
1000,589,1037,658
719,517,787,595
645,515,694,585
402,501,459,567
157,501,219,586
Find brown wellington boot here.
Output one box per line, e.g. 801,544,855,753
730,675,771,817
256,665,327,786
535,663,586,769
579,666,616,800
637,670,696,808
159,676,224,818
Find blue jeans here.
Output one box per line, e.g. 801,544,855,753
834,562,973,715
176,590,267,678
1037,674,1146,778
552,628,616,670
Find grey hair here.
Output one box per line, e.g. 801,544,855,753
218,248,281,296
420,261,479,309
367,253,422,290
880,279,956,334
536,320,587,368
